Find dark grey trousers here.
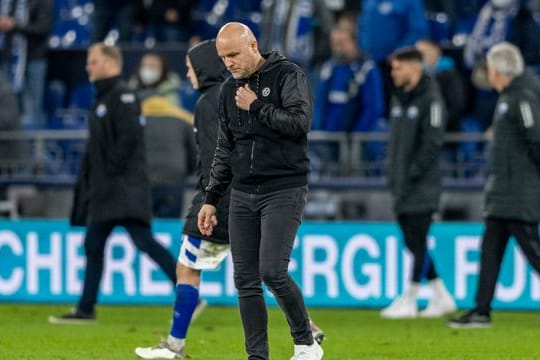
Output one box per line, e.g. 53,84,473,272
229,186,313,360
475,217,540,314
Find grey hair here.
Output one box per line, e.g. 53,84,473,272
486,42,524,79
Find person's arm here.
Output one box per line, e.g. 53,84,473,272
249,69,313,137
516,93,540,167
204,90,234,206
106,92,141,174
399,0,428,47
311,63,331,130
352,63,385,132
14,0,54,36
407,99,446,180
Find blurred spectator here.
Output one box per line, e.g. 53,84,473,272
312,23,386,163
92,0,137,43
259,0,333,69
357,0,428,115
357,0,428,63
129,53,182,107
0,71,21,167
464,0,540,129
137,0,197,43
141,94,196,218
416,39,466,132
0,0,53,128
464,0,540,69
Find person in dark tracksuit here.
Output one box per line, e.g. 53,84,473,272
449,42,540,328
382,47,457,319
197,23,324,360
49,43,177,324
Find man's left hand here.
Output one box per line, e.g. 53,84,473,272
235,84,257,111
0,16,16,31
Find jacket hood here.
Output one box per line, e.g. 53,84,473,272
257,51,288,75
187,40,229,91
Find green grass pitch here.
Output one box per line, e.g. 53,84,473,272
0,304,539,359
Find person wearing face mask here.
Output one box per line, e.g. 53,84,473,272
311,22,386,168
130,53,182,107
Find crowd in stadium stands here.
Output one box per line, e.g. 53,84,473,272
1,0,540,214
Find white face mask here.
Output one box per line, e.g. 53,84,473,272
491,0,513,9
139,66,161,85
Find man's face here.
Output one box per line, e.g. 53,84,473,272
86,48,112,82
185,55,199,90
390,59,417,88
216,37,258,79
331,30,356,63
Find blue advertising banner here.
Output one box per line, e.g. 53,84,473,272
1,220,539,309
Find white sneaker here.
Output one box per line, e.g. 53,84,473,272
135,340,185,359
380,295,418,319
290,341,324,360
420,294,457,318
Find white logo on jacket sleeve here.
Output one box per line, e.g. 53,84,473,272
121,93,136,103
96,104,107,117
139,115,146,126
429,103,442,127
390,106,402,118
520,101,534,128
262,87,271,97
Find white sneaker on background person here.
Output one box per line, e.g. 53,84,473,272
381,283,419,319
420,278,457,318
135,339,185,359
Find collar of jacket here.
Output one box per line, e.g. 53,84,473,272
395,73,430,105
94,75,122,98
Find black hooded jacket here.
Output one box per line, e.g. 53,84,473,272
182,40,230,244
205,51,313,205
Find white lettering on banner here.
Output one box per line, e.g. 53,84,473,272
289,237,299,273
495,246,526,302
225,254,236,296
455,236,480,299
140,233,173,295
342,234,381,299
66,232,84,295
27,232,62,295
0,230,24,295
531,272,540,300
302,235,339,298
385,236,397,298
102,234,136,295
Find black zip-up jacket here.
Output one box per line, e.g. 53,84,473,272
70,76,151,226
484,70,540,223
182,40,230,244
204,51,312,206
388,74,446,215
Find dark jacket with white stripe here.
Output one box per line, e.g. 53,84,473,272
388,74,446,214
484,70,540,222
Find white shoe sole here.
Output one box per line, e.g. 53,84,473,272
48,315,96,325
447,322,491,329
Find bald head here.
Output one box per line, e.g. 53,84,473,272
217,22,255,43
216,22,263,79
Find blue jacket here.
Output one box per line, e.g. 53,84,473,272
313,57,385,133
358,0,428,61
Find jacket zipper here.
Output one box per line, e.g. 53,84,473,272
249,140,255,174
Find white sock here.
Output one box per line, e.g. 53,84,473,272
167,335,185,351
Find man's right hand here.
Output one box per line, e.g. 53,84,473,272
197,204,218,236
